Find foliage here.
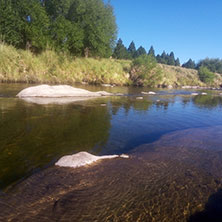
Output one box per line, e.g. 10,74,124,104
198,66,215,83
0,0,50,51
127,41,136,59
67,0,117,57
136,46,146,57
175,58,180,66
168,52,175,66
49,16,83,55
0,0,117,57
130,54,163,86
182,59,196,69
196,58,222,74
156,51,180,66
148,46,155,57
113,39,130,59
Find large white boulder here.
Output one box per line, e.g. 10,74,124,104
55,151,129,168
20,97,96,105
16,85,113,98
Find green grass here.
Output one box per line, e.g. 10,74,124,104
0,43,221,87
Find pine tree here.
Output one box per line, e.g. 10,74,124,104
136,46,146,57
168,52,175,66
175,58,180,66
156,54,162,63
182,59,196,69
160,51,167,64
113,38,130,59
148,46,155,57
127,41,136,59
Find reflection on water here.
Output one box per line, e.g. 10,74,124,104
0,100,111,188
1,84,222,221
192,94,222,109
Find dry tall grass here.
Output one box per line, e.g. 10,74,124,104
0,43,131,85
0,43,221,87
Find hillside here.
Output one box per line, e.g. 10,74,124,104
0,43,222,88
160,64,222,88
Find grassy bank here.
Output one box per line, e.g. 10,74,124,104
159,64,222,88
0,43,222,87
0,43,131,85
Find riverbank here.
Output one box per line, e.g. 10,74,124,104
1,43,222,88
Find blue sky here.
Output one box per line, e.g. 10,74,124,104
109,0,222,64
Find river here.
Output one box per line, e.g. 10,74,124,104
1,83,222,221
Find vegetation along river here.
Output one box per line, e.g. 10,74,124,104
1,83,222,221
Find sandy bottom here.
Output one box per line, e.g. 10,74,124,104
1,126,222,222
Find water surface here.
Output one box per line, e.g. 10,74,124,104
1,83,222,221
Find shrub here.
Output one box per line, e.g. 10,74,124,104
198,66,215,83
130,54,163,86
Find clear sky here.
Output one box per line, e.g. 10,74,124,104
109,0,222,64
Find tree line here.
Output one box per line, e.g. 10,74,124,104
113,38,222,79
182,58,222,74
112,38,181,67
0,0,117,57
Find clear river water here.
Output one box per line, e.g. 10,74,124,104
1,83,222,221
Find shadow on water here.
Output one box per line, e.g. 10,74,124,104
188,189,222,222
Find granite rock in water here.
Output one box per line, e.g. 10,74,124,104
16,85,113,98
55,151,129,168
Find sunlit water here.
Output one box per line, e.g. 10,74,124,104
1,83,222,221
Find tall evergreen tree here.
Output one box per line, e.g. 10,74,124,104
136,46,146,57
156,54,162,63
127,41,136,59
160,51,167,64
113,38,130,59
182,59,196,69
175,58,180,66
148,46,155,57
168,52,176,66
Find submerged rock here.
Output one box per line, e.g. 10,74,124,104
55,151,129,168
17,85,113,98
